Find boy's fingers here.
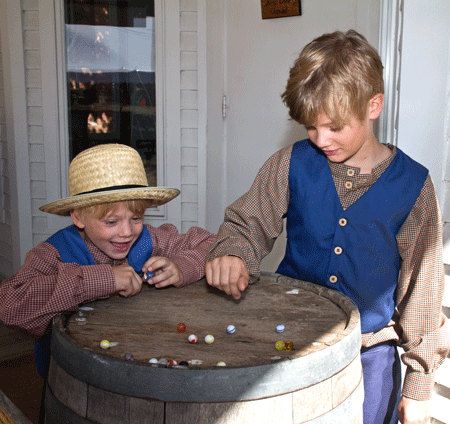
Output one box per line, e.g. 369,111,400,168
232,274,249,299
148,268,170,285
142,256,166,275
148,262,182,288
207,266,229,294
209,260,225,291
113,265,141,296
205,262,213,284
154,273,178,288
237,275,249,292
126,269,142,296
229,282,242,300
121,271,141,296
133,271,143,292
219,265,232,295
228,265,244,299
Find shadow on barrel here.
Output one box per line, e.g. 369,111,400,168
45,272,364,423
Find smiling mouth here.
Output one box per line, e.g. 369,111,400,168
323,149,339,156
111,241,131,252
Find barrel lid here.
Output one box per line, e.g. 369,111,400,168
51,273,361,402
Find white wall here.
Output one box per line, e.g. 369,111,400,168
396,0,450,264
396,0,450,203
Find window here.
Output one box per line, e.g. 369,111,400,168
64,0,157,185
41,0,181,230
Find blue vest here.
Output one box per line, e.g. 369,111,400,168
277,140,428,333
35,225,153,377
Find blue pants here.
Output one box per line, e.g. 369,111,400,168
34,333,51,378
361,343,402,424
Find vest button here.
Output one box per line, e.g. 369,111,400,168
329,275,338,283
334,246,343,255
344,181,353,189
339,218,347,226
347,168,355,177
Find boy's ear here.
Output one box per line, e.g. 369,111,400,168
70,210,85,229
368,93,384,119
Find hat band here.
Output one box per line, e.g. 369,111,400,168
76,184,147,196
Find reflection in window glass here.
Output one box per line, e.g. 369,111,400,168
64,0,156,185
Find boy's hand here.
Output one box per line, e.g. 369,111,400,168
142,256,183,288
398,396,430,424
205,256,249,300
112,264,143,297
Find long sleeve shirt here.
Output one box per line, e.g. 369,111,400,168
208,144,450,400
0,224,215,338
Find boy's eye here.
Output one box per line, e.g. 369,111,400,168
104,220,117,225
132,217,144,223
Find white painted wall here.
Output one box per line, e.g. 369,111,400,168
396,0,450,264
396,0,450,204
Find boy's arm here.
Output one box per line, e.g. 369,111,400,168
149,224,216,286
0,242,115,337
396,175,450,400
207,145,292,278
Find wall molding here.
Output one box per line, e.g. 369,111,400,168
378,0,403,146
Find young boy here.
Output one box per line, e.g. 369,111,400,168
206,30,449,424
0,143,215,378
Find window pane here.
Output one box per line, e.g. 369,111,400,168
64,0,157,186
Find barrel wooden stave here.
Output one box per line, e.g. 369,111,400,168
46,353,363,423
47,358,87,417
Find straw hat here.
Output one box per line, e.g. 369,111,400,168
39,144,179,215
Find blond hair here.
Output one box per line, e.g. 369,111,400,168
75,199,150,220
282,30,384,126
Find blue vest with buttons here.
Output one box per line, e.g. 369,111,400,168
277,140,428,333
34,224,153,378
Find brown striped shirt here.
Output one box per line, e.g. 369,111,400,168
208,144,450,400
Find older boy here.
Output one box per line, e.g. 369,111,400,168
206,30,449,424
0,143,215,378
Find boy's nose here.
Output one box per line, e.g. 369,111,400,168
118,222,133,237
312,131,326,148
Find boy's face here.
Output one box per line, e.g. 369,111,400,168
306,95,383,167
70,202,144,260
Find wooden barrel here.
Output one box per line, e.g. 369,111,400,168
45,272,363,423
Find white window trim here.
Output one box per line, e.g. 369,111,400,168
378,0,403,146
40,0,181,231
155,0,181,228
197,0,207,228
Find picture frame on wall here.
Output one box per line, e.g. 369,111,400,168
261,0,302,19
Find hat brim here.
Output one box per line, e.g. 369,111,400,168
39,187,180,216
